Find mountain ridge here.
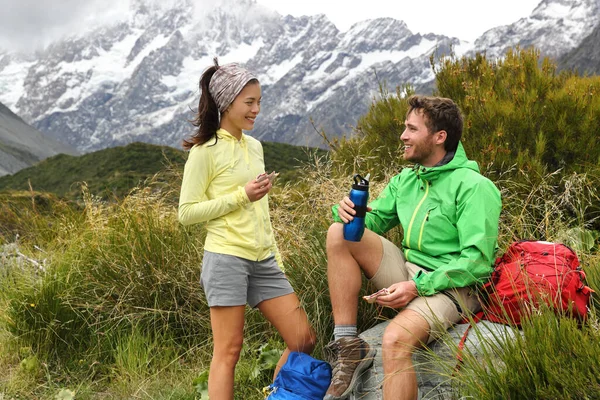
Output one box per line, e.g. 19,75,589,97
0,0,598,154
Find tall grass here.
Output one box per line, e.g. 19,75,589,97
448,307,600,399
1,155,599,399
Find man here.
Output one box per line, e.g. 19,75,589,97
324,95,502,400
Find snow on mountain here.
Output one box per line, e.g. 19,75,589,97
473,0,600,58
558,20,600,74
0,0,597,153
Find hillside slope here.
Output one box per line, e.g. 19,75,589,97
0,141,326,199
0,101,77,176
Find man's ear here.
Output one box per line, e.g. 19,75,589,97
435,130,447,146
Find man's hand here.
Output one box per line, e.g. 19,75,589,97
337,196,372,223
375,280,419,309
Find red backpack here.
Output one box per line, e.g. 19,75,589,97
481,240,593,326
456,241,594,369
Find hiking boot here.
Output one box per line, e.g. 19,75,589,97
323,337,376,400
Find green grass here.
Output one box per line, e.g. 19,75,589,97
1,143,598,400
1,161,599,399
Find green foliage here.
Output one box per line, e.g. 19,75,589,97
0,142,186,200
192,370,209,399
434,47,600,177
251,343,283,381
2,187,210,376
261,141,328,184
324,83,413,180
0,191,82,246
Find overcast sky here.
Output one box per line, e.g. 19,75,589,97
256,0,542,41
0,0,541,52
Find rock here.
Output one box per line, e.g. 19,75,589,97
350,321,520,400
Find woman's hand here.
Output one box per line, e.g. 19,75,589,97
337,196,372,223
245,177,272,202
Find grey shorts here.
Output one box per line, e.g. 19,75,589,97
371,236,481,343
200,251,294,308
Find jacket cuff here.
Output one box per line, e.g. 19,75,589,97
412,270,435,296
235,186,251,207
331,204,343,223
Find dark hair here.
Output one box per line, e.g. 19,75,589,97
183,58,221,150
406,95,463,152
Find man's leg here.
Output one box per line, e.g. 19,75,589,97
327,223,384,326
325,223,384,400
382,309,430,400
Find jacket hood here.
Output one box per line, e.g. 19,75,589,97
216,128,245,143
215,128,249,168
413,142,479,180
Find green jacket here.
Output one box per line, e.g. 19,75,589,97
333,143,501,296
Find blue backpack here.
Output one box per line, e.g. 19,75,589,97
265,352,332,400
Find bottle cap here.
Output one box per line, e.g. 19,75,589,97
352,173,370,191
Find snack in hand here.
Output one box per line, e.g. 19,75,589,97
256,172,268,182
267,171,279,185
256,171,279,184
362,288,390,303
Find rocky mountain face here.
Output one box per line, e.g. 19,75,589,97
471,0,600,59
558,21,600,75
0,101,77,176
0,0,598,153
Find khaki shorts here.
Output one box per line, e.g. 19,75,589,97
370,236,481,343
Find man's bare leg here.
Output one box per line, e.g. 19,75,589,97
382,309,430,400
326,223,384,325
324,223,384,400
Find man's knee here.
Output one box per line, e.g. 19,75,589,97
326,222,344,246
382,312,430,359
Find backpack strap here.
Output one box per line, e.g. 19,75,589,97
454,311,484,373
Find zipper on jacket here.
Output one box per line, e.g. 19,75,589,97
418,209,431,251
406,181,430,249
257,203,265,253
239,139,250,170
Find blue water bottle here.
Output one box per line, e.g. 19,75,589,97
343,173,370,242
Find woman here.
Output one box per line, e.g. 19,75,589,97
178,59,315,399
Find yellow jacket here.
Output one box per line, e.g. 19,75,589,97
178,128,282,266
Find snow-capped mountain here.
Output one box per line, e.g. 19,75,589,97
0,0,598,153
558,20,600,74
0,0,456,152
472,0,600,59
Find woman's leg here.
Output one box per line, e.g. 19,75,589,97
208,305,246,400
257,293,316,379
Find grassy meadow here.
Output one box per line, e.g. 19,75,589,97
1,47,600,399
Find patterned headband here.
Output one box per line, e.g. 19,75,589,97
208,63,257,113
